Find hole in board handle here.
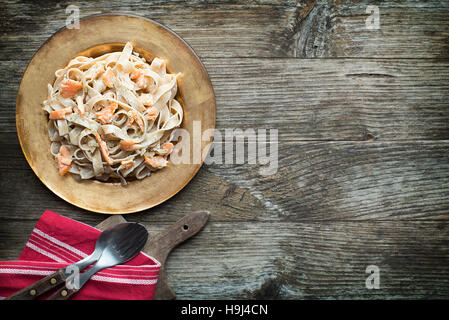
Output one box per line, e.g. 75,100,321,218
182,224,189,231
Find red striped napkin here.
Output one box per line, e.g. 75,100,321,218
0,210,160,300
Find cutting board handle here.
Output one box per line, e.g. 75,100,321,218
96,211,209,300
145,210,210,267
145,211,210,300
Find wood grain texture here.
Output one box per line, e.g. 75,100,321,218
1,0,449,300
2,132,448,222
205,141,449,222
206,58,449,141
144,211,209,300
287,0,449,58
1,0,448,59
2,58,449,140
1,219,448,299
0,0,310,59
167,220,449,299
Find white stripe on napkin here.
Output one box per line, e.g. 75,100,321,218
0,268,158,285
33,228,88,258
25,242,66,263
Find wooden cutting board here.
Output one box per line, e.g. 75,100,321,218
95,211,209,300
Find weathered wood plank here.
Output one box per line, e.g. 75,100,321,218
0,0,311,60
288,0,449,58
206,58,449,141
1,219,448,299
2,58,449,140
165,221,449,299
205,140,449,221
2,131,449,222
1,0,448,59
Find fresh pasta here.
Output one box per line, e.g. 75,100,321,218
43,42,183,185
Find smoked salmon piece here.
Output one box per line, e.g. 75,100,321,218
145,106,158,122
102,68,114,88
60,80,82,98
94,133,113,165
95,101,118,124
121,160,135,170
129,70,141,80
128,110,145,132
57,145,72,175
130,70,147,89
156,142,174,156
144,155,168,168
76,96,85,116
161,142,174,154
120,140,143,151
49,107,72,120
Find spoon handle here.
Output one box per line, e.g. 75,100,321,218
4,269,67,300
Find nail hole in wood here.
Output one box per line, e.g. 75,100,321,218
182,224,189,231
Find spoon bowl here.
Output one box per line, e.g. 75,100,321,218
48,222,148,299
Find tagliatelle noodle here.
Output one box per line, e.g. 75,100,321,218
43,42,183,185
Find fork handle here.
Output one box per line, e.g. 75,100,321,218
5,269,67,300
46,284,78,300
47,263,103,300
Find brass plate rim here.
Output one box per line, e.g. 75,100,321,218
15,13,216,214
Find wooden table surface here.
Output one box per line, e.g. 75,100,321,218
1,0,448,299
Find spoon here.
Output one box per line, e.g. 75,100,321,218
47,222,148,300
6,222,148,300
